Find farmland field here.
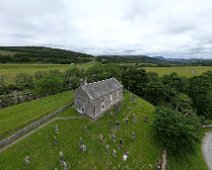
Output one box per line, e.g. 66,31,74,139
1,64,211,83
0,91,162,170
0,91,73,140
0,62,95,83
143,66,212,77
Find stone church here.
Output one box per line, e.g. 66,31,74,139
74,77,123,119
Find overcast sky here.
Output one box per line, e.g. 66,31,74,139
0,0,212,58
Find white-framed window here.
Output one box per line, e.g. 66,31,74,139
109,94,113,104
101,102,105,110
117,90,119,99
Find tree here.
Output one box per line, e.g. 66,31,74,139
122,66,148,97
64,66,85,89
152,107,202,154
187,71,212,119
86,63,122,82
0,75,7,94
15,73,33,90
34,74,64,96
34,71,48,80
162,72,188,93
144,72,174,105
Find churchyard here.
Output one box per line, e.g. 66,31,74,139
0,91,162,169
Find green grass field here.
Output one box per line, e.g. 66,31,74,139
0,91,162,170
0,91,73,140
143,66,212,77
0,62,95,83
0,64,211,83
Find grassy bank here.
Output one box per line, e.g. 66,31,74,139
167,128,210,170
0,91,73,140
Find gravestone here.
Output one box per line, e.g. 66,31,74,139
105,144,110,151
79,137,83,145
80,144,87,152
123,151,129,161
111,134,116,143
54,124,59,135
116,121,120,129
99,134,104,143
131,131,136,140
24,156,31,165
53,136,58,145
112,149,117,157
59,151,64,161
118,138,123,150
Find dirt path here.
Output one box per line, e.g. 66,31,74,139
202,131,212,170
0,116,84,153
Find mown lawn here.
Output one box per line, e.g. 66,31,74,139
143,66,212,77
0,91,73,140
0,91,161,170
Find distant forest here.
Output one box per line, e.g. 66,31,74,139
0,46,211,65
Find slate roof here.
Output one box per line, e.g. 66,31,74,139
81,77,122,100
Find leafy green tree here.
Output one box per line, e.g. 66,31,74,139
170,93,193,113
0,75,7,94
34,71,48,80
187,71,212,119
144,72,174,105
86,63,122,82
34,74,64,96
162,72,188,93
15,73,33,90
152,106,202,154
122,66,148,97
64,66,85,89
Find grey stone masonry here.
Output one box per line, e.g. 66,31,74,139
74,77,123,119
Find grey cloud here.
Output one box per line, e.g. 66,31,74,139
0,0,212,58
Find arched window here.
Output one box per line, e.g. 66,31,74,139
117,90,119,99
109,94,113,104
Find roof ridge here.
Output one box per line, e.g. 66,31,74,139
87,77,114,86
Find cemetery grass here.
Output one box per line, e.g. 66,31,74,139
0,91,73,140
0,91,161,170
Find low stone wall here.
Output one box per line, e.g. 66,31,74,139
0,102,73,148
